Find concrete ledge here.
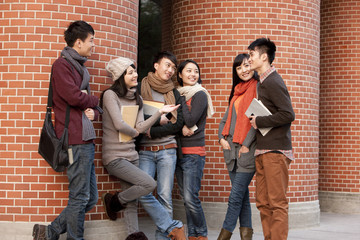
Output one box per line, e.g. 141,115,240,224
1,200,321,239
319,191,360,213
1,219,128,240
173,199,320,231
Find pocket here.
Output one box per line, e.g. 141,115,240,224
223,149,232,164
238,151,255,169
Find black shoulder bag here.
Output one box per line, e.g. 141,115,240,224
38,70,70,172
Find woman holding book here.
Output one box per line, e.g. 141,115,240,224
175,59,214,240
100,57,179,239
217,54,258,240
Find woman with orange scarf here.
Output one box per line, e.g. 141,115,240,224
217,54,258,240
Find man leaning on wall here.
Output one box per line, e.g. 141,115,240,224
32,20,100,240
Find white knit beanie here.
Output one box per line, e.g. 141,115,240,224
105,57,134,81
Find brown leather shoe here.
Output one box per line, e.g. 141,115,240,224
102,192,126,221
188,237,197,240
32,224,47,240
197,237,208,240
167,226,186,240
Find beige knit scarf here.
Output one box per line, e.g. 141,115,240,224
177,83,215,117
141,72,177,123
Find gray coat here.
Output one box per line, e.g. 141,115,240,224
218,105,256,173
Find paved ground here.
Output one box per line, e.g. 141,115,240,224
139,212,360,240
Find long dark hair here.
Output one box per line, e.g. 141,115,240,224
100,64,143,109
228,54,258,104
177,59,202,86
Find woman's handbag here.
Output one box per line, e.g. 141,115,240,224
38,72,71,172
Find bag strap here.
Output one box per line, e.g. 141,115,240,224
48,67,71,129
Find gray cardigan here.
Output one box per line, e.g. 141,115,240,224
218,105,256,173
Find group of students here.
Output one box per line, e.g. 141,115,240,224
100,50,214,240
32,20,295,240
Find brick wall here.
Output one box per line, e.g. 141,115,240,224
0,0,139,222
3,0,349,225
319,0,360,193
161,0,173,52
170,0,321,203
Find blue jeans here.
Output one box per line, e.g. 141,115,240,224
222,170,255,232
175,154,207,237
47,143,98,240
139,148,182,240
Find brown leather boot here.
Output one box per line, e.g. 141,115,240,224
217,228,232,240
240,227,253,240
32,224,47,240
102,192,126,221
167,226,186,240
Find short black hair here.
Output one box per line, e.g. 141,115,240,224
64,21,94,47
151,51,177,72
177,59,202,86
248,38,276,64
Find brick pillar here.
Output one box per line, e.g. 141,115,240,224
170,0,320,229
319,0,360,213
0,0,138,239
161,0,173,51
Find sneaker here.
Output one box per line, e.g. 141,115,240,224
32,224,47,240
167,226,186,240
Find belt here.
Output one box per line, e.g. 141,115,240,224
139,143,177,152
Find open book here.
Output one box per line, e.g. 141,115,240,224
119,105,139,142
142,100,164,115
245,98,272,136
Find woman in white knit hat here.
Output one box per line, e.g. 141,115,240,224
100,57,179,239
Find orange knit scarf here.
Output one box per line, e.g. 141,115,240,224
222,79,257,144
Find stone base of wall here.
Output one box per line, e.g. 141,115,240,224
1,219,128,240
1,200,321,239
319,191,360,213
173,199,320,231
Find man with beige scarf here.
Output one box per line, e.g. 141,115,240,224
138,51,185,240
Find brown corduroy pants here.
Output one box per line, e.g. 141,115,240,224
255,152,292,240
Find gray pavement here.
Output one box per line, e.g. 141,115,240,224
139,212,360,240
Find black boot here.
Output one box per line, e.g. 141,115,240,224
125,231,148,240
102,192,126,221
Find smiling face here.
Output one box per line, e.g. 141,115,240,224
74,33,94,58
248,48,263,72
154,57,177,81
236,58,254,82
178,62,200,87
124,65,138,89
248,46,271,76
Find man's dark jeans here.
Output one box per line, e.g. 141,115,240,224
47,143,98,240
